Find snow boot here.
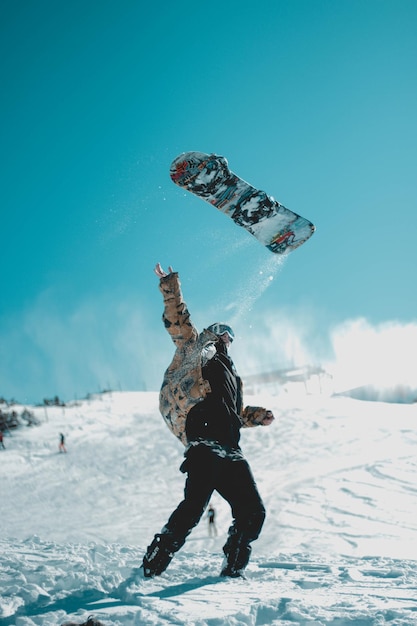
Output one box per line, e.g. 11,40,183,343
220,533,251,579
142,533,181,577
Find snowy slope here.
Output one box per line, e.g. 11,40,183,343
1,391,417,625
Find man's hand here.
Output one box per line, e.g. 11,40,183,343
154,263,174,278
261,410,275,426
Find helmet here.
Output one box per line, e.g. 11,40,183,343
207,323,235,342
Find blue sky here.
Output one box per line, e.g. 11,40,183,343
1,0,417,403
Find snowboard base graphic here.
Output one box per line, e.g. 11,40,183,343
170,152,315,254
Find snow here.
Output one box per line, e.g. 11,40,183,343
1,390,417,625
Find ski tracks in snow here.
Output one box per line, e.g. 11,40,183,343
1,537,417,625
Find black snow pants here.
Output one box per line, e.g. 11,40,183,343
162,444,266,554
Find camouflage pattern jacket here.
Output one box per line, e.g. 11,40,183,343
158,272,270,446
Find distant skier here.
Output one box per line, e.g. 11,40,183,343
0,431,5,450
59,433,66,453
142,264,274,579
207,504,217,537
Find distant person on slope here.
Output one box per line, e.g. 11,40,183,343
142,264,274,579
0,431,5,449
207,504,217,537
59,433,67,453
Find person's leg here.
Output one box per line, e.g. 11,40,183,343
216,459,265,577
142,445,215,577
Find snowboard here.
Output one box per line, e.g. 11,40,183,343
170,151,315,254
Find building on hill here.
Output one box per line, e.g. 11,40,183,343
243,365,331,395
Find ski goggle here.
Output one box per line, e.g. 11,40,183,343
207,323,235,342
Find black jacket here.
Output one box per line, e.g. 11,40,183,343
185,341,243,449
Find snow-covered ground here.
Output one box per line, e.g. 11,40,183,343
1,390,417,625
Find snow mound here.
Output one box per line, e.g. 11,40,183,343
2,537,417,625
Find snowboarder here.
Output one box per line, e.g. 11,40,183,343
142,264,275,579
207,504,217,537
59,433,66,453
0,431,5,450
